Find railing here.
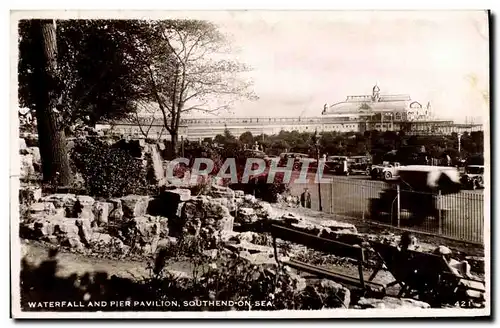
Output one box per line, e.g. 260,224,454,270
289,175,484,244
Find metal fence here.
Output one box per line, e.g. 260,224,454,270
289,176,484,244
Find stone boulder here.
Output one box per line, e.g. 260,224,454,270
30,202,56,216
164,188,192,202
229,231,270,246
236,207,259,224
209,185,235,200
93,202,112,226
253,201,277,220
121,195,150,218
355,297,430,309
20,154,35,178
41,194,77,209
212,197,237,213
19,138,27,150
29,217,80,242
108,199,124,222
27,147,41,171
19,186,42,203
243,194,257,204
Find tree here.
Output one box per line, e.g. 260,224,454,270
126,101,166,140
23,20,71,185
239,131,254,145
19,20,148,129
136,20,257,157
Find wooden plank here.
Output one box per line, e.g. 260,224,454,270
284,259,385,291
270,224,363,260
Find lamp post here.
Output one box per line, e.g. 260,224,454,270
313,130,323,211
458,132,463,156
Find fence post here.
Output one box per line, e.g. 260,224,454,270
396,183,401,228
330,181,334,214
438,189,442,235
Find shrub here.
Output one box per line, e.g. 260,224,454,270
70,138,149,198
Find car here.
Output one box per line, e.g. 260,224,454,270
279,152,315,171
370,161,401,181
348,156,372,175
324,156,350,175
460,165,485,190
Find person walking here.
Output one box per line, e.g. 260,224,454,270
300,188,312,209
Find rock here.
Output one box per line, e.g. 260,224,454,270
236,208,259,224
19,187,42,203
164,188,192,202
75,218,92,246
220,230,240,242
90,232,113,244
226,241,275,255
93,202,112,226
282,213,300,224
31,217,79,238
239,251,283,265
319,279,351,308
30,202,56,215
213,197,236,213
318,220,358,234
230,231,260,244
202,198,231,219
234,190,244,198
41,194,77,209
121,195,150,218
254,201,277,219
244,194,257,204
20,154,35,178
63,237,85,251
27,147,41,169
356,297,430,309
131,216,161,245
210,185,235,200
158,217,169,238
108,199,124,222
19,138,27,150
217,215,234,232
76,195,95,207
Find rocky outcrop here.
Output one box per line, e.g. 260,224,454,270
120,195,150,219
355,297,430,309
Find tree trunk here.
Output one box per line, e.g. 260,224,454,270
31,20,71,186
169,130,178,159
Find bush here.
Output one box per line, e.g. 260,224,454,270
70,138,149,198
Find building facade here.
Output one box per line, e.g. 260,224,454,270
98,85,483,140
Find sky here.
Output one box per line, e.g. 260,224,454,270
183,10,489,123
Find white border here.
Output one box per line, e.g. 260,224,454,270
5,3,495,323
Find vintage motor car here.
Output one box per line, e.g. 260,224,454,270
325,155,350,175
460,165,485,190
370,161,401,181
348,156,372,175
369,165,462,225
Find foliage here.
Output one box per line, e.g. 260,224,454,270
70,138,149,198
18,19,149,129
131,20,258,156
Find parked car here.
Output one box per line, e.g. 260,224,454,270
279,152,315,171
348,156,372,175
370,161,401,181
460,165,485,190
325,156,350,175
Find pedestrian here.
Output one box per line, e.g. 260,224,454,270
300,188,312,209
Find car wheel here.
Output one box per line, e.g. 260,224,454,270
384,171,392,181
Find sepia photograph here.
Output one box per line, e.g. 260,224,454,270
10,10,490,319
